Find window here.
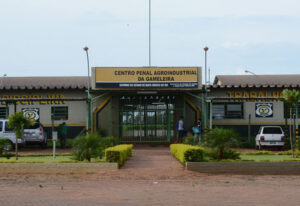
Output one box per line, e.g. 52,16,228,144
51,106,68,120
284,103,300,118
263,127,282,134
212,104,225,119
0,107,8,119
0,121,2,132
5,122,13,132
212,103,243,119
226,104,243,118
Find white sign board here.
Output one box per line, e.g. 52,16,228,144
52,131,58,141
22,108,40,121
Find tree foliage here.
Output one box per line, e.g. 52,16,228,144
282,89,300,158
8,112,34,160
72,134,103,161
204,127,240,160
283,89,300,107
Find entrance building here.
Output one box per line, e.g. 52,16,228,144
90,67,204,143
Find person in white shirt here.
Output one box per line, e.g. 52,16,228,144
176,116,185,143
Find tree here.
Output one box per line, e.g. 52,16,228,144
8,112,33,160
282,89,300,158
204,127,240,160
72,134,103,161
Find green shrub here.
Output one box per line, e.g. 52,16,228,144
170,144,205,164
96,127,107,137
101,136,119,148
207,149,241,160
204,127,240,160
0,139,9,154
105,144,133,166
295,150,300,158
72,134,103,161
278,150,292,155
0,151,14,159
246,150,274,155
183,136,197,145
47,138,74,148
280,149,300,157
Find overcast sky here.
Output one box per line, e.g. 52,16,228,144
1,0,300,82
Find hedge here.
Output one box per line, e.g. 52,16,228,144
170,144,205,164
105,144,133,166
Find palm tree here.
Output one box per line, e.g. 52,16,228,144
8,112,33,160
282,89,300,158
205,127,240,160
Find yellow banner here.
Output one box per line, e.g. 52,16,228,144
95,67,198,82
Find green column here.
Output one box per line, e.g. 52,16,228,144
183,94,186,118
90,93,93,133
167,107,171,142
203,93,208,133
201,93,205,130
5,104,9,118
110,96,113,136
86,99,90,134
209,101,212,130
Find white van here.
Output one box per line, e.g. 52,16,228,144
0,119,23,151
255,126,285,150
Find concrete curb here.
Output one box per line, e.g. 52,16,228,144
186,161,300,175
0,162,119,174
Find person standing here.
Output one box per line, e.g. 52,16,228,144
59,122,67,149
193,119,202,143
176,116,185,143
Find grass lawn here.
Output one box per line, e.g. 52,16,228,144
0,155,105,163
240,154,300,162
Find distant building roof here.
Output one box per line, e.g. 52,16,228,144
0,76,88,90
212,75,300,88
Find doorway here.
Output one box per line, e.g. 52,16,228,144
119,95,176,143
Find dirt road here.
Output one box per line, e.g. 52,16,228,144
1,146,300,206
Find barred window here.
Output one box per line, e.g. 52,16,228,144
51,106,68,120
212,104,225,119
226,104,243,118
212,103,243,119
0,107,8,119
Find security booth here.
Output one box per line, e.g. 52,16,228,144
90,67,206,143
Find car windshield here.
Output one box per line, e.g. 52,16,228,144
27,122,40,129
263,127,282,134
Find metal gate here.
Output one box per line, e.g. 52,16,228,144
119,95,176,143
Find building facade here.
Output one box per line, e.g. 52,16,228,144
1,72,299,142
208,75,300,139
0,76,88,138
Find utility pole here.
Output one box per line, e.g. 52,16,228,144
149,0,151,66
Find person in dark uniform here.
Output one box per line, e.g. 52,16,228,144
59,122,67,149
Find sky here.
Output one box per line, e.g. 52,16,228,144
0,0,300,82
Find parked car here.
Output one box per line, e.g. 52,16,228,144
23,122,47,148
255,126,285,150
0,119,23,151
